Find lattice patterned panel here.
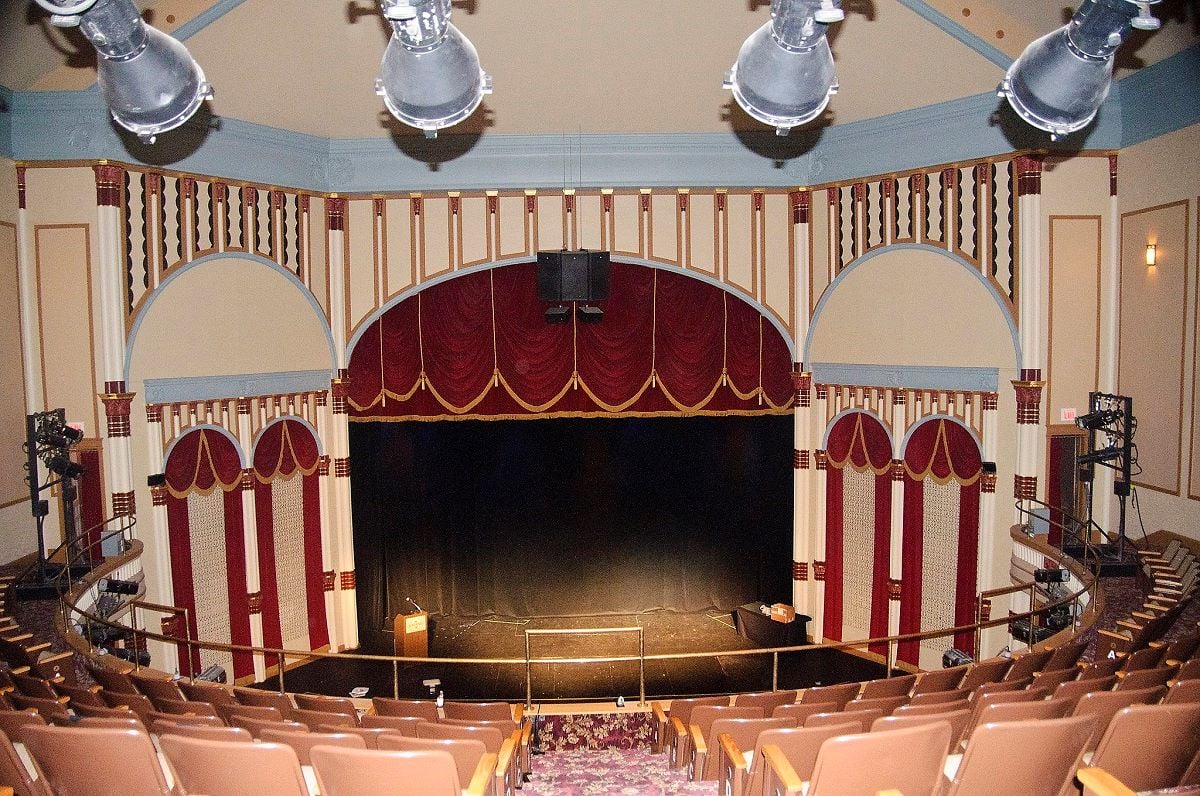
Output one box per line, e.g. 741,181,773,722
838,185,854,272
842,466,876,639
187,489,235,678
864,181,883,251
162,175,182,270
271,476,311,651
957,166,977,262
227,186,244,250
896,177,913,242
919,479,961,667
926,171,944,246
284,193,302,275
195,179,214,254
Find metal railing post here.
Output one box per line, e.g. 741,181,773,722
393,659,400,700
638,627,646,707
772,652,779,691
524,631,533,711
278,652,287,694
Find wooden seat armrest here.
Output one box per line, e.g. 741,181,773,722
689,723,706,756
496,735,516,796
670,716,689,768
761,744,804,795
718,732,749,796
718,731,747,773
1076,767,1136,796
511,703,524,724
651,701,668,753
465,751,498,796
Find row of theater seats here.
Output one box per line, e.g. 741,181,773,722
652,624,1200,795
1,675,533,796
1094,541,1200,660
0,576,74,690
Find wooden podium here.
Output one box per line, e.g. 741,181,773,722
394,610,429,657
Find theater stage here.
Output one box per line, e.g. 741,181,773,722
259,610,893,702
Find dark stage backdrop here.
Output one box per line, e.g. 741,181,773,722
351,415,793,630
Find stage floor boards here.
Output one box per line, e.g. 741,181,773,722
261,611,892,703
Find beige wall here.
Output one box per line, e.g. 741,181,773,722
1111,124,1200,541
0,159,34,558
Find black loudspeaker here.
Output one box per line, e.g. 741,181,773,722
536,250,610,302
147,473,167,487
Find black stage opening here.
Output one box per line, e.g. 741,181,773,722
351,414,794,641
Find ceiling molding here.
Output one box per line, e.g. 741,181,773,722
172,0,251,42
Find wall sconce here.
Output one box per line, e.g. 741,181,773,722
1145,243,1157,266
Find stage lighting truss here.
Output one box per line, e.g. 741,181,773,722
1076,392,1137,475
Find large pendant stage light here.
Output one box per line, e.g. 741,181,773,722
375,0,492,138
35,0,213,144
725,0,844,136
999,0,1161,141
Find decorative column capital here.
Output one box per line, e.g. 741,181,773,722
213,182,228,202
792,561,809,581
180,177,196,200
891,459,905,481
111,490,135,517
247,592,263,614
791,369,812,407
815,450,828,471
981,468,997,494
1012,379,1044,425
101,390,136,438
340,571,356,590
323,571,337,591
941,167,958,190
982,392,999,411
327,197,346,231
318,455,332,476
887,578,902,601
150,483,168,506
16,166,26,209
1014,473,1038,500
331,371,349,414
240,469,256,491
1108,153,1118,196
812,560,827,581
795,449,811,470
93,163,123,207
333,457,351,478
1014,154,1043,196
790,189,810,224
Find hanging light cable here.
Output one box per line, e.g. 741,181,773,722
34,0,213,144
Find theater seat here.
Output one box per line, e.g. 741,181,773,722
0,725,52,796
23,725,174,796
651,695,727,760
682,705,762,778
159,733,309,796
371,697,439,721
1087,703,1200,792
746,723,860,796
942,714,1094,796
259,727,367,765
695,716,792,782
311,746,485,796
871,708,971,754
379,734,502,796
806,720,951,795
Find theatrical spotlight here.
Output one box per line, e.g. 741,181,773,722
45,455,85,478
34,0,213,144
725,0,843,136
101,577,140,595
1076,408,1122,430
37,425,84,449
999,0,1161,141
375,0,492,138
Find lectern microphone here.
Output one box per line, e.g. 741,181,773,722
406,597,424,613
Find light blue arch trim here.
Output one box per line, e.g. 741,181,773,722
162,423,247,468
345,256,799,361
803,243,1021,369
899,413,983,458
820,407,893,450
250,414,327,458
811,363,998,393
124,252,336,385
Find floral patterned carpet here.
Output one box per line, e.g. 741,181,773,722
524,748,718,795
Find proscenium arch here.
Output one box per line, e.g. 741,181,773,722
345,257,799,362
803,243,1021,369
124,252,337,384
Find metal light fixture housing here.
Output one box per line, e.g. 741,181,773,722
725,0,842,136
999,0,1159,141
376,0,492,138
37,0,212,144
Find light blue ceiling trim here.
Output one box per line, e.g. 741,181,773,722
1119,44,1200,148
144,369,332,404
895,0,1013,69
0,85,12,160
170,0,250,42
811,363,999,393
9,46,1200,190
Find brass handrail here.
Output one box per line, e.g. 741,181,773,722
523,625,645,708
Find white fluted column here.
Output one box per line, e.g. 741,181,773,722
790,190,814,616
1012,156,1047,517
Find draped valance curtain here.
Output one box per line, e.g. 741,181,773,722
347,262,795,420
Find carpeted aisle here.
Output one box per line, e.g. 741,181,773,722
524,748,718,795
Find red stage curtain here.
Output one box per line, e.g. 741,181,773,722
164,429,253,679
822,412,893,648
347,262,794,419
252,419,329,654
898,419,982,664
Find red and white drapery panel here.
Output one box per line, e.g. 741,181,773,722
823,412,892,652
347,262,795,420
252,419,329,655
898,418,982,667
164,428,253,679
